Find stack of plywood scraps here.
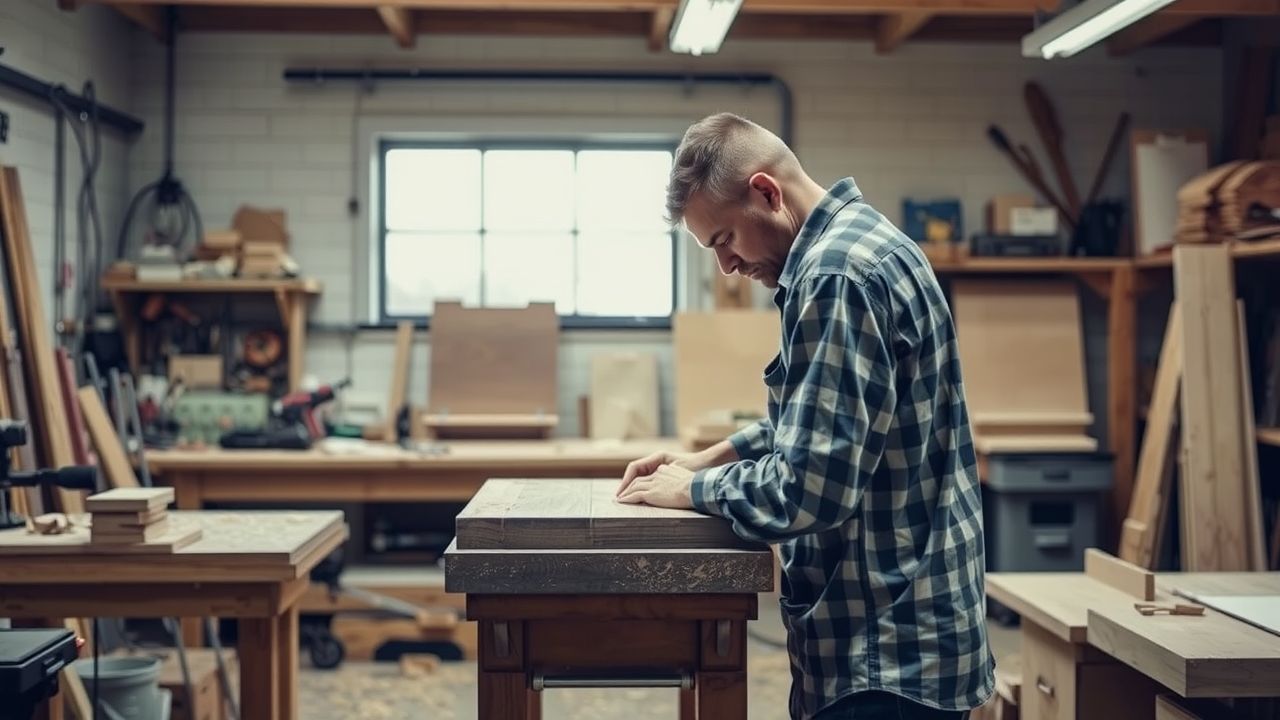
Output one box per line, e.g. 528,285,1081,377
233,206,294,277
195,228,242,262
89,488,179,545
952,279,1096,455
1177,161,1280,243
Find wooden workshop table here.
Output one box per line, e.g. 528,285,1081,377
0,511,348,720
445,479,774,720
147,438,685,508
987,570,1280,718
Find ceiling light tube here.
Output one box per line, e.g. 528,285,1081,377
1022,0,1179,59
668,0,744,56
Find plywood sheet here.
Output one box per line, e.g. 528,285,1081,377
973,434,1098,454
427,301,557,417
0,518,201,555
1174,245,1255,570
1173,594,1280,638
455,479,749,550
673,311,777,438
1132,129,1210,254
952,279,1089,420
589,353,659,440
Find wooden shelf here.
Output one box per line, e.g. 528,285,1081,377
101,277,321,294
929,257,1129,274
1257,427,1280,447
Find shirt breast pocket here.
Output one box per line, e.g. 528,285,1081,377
762,352,787,408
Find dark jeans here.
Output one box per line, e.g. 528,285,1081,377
811,691,970,720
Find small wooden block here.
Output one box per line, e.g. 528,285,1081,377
85,487,174,513
89,507,168,531
92,517,172,544
398,653,441,677
1086,548,1155,600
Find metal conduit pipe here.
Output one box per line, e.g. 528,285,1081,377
281,67,794,146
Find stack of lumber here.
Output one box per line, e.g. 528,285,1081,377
89,488,177,545
195,229,242,262
951,280,1096,454
1176,161,1280,243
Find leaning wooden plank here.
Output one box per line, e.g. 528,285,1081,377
383,321,414,443
84,487,173,512
1121,303,1183,569
59,633,92,720
57,350,92,465
1084,548,1154,600
1235,301,1269,570
455,479,750,550
77,386,140,489
0,168,79,512
1173,244,1250,571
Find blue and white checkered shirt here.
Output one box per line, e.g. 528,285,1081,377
691,178,994,718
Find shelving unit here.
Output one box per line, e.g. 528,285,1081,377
102,276,322,392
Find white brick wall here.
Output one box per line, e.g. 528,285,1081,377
0,0,134,329
118,31,1221,436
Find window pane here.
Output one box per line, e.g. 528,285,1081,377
385,149,481,231
577,150,673,232
483,233,575,314
576,233,673,317
484,150,575,231
385,232,481,315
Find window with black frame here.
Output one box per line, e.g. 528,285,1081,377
378,141,677,327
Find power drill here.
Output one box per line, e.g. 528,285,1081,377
275,378,351,441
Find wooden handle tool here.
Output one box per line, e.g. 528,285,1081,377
1085,112,1131,207
986,125,1077,232
1024,81,1082,220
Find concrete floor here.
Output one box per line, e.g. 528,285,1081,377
298,596,1019,720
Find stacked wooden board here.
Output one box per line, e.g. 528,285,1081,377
1176,161,1280,243
951,279,1096,454
88,488,182,546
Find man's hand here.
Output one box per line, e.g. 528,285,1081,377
616,450,707,498
615,464,696,509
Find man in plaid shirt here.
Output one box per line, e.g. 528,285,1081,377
617,113,993,719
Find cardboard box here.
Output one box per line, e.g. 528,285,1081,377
168,356,223,389
1010,206,1058,236
987,194,1035,234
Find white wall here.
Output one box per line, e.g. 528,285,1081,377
0,0,134,325
124,31,1222,436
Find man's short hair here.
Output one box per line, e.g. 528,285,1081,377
665,113,796,227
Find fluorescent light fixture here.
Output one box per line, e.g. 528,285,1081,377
668,0,743,56
1021,0,1178,59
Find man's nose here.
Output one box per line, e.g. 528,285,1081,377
714,247,739,275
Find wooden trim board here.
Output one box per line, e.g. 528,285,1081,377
1084,548,1154,600
1121,303,1182,569
1173,245,1256,570
1235,301,1268,570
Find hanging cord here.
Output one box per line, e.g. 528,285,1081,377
47,81,104,360
116,7,203,264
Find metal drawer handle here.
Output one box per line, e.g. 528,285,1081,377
531,671,694,691
1036,676,1055,698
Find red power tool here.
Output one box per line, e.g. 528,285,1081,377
276,378,351,440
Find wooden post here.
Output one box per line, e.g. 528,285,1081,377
1107,264,1137,550
277,607,300,720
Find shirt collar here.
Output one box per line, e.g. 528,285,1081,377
778,177,863,289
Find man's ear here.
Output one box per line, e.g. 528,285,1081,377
748,172,783,211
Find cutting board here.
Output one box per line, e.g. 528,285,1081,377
454,479,752,550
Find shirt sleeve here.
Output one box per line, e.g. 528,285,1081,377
726,418,774,461
689,274,897,543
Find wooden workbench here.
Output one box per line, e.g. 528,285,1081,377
0,511,347,720
147,438,684,508
987,571,1280,717
445,479,773,720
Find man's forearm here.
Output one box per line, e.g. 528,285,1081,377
695,439,740,468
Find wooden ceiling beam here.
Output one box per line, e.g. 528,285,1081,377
377,5,416,47
875,11,932,54
110,3,172,41
77,0,1050,15
1107,13,1202,55
647,5,673,52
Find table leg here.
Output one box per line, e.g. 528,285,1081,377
239,617,280,720
680,687,697,719
478,671,529,720
527,688,542,720
277,607,300,720
697,671,746,719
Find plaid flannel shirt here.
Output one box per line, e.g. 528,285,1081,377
690,178,994,718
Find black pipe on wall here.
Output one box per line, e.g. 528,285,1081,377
281,67,794,147
0,62,145,136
